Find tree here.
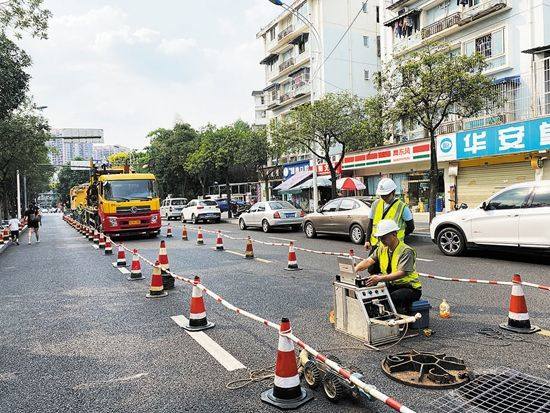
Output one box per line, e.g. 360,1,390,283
270,92,380,199
56,162,89,206
107,151,129,167
377,43,499,221
0,34,31,120
184,131,214,196
0,0,52,40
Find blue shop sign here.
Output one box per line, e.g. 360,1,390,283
455,117,550,160
282,160,310,181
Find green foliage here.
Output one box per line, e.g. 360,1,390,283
56,163,89,206
0,34,31,120
107,151,129,167
0,0,52,40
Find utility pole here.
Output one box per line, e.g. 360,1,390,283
23,175,28,210
16,170,21,219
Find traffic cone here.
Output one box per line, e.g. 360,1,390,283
98,232,106,249
157,240,174,290
181,276,214,331
500,274,540,334
128,249,144,281
197,226,204,245
181,225,188,241
244,236,254,259
215,231,224,251
104,236,113,255
146,261,168,298
0,229,5,245
116,244,127,267
284,242,301,271
261,318,312,409
166,223,173,238
93,229,99,244
87,227,93,241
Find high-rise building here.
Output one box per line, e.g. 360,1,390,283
46,129,104,166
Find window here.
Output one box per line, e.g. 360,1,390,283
338,199,357,211
531,186,550,208
269,201,295,210
322,199,340,212
269,27,276,41
103,180,158,201
364,70,370,81
260,96,265,105
376,35,381,57
257,204,266,212
199,200,218,206
487,187,531,210
464,28,505,71
249,204,259,213
298,40,306,54
282,49,293,62
363,36,369,47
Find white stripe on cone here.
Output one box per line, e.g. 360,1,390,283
508,311,530,321
189,311,207,320
274,375,301,388
277,334,294,352
511,285,524,296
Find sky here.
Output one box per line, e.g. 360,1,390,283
21,0,280,149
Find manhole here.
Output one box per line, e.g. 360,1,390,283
431,367,550,412
381,350,470,389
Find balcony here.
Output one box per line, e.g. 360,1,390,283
421,12,461,40
278,25,294,41
459,0,508,25
279,58,295,72
393,31,422,54
292,82,310,98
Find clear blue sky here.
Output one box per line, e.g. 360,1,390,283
21,0,280,149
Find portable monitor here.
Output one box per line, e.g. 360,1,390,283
337,256,358,285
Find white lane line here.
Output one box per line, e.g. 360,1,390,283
111,263,130,274
225,249,272,264
171,315,246,371
226,249,245,258
417,258,434,262
73,373,148,390
255,258,272,264
92,244,99,250
268,236,296,242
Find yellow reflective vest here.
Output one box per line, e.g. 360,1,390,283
376,242,421,290
370,198,407,246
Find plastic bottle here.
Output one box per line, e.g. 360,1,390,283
439,299,451,319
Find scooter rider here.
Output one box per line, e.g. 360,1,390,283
355,219,422,315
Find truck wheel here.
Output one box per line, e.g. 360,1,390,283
323,373,344,403
303,360,321,389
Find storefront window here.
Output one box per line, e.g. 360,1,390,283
406,171,444,206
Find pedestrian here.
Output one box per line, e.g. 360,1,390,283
364,178,415,273
355,219,422,315
24,205,41,244
8,214,20,245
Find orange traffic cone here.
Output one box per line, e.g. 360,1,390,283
87,227,93,240
157,240,174,290
261,318,312,409
181,225,188,241
197,226,204,245
500,274,540,334
284,242,301,271
146,261,168,298
181,276,214,331
215,231,224,251
104,236,113,255
128,249,144,281
93,229,99,244
116,244,127,267
98,232,106,249
244,236,254,259
166,223,173,238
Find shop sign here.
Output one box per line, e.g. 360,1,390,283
312,161,342,175
439,116,550,161
343,141,431,170
282,160,310,181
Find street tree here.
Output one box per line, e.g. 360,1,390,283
0,0,52,39
107,151,129,167
376,43,499,221
184,131,214,196
56,161,89,206
270,92,381,199
0,34,31,120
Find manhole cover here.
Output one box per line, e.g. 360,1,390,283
381,350,470,389
431,367,550,412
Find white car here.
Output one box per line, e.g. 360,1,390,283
239,201,304,233
181,199,221,224
430,181,550,256
161,197,188,220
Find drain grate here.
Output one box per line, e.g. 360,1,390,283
431,367,550,412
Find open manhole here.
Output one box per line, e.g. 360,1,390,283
381,350,470,389
431,367,550,412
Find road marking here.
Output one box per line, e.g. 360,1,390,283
171,315,246,371
538,329,550,338
255,257,272,264
226,249,245,258
417,258,434,262
225,250,272,264
92,244,99,250
73,373,148,390
111,263,130,274
268,236,296,242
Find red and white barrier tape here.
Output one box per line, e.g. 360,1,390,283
419,273,550,292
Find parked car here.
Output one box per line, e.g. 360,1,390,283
181,199,221,224
238,201,304,232
303,197,371,244
161,197,188,220
215,198,246,214
430,181,550,256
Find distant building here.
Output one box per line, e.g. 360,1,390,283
252,90,267,127
46,129,104,166
93,144,130,163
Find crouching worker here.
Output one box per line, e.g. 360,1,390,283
354,219,421,315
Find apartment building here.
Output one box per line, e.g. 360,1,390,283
255,0,381,201
343,0,550,210
47,129,104,166
251,90,268,127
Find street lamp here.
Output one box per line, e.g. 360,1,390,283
266,0,323,212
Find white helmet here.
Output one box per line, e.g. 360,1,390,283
376,178,397,196
374,219,400,238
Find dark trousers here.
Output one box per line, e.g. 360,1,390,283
387,284,421,315
10,230,19,241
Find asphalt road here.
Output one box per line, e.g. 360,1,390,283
1,214,549,413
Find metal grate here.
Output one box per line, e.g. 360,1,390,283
431,367,550,413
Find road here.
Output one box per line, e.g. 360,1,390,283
1,214,549,413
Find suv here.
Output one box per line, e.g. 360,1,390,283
161,198,188,220
181,199,221,224
430,181,550,256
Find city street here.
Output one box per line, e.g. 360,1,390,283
1,214,549,413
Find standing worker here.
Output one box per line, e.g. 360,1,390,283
365,178,414,272
355,219,422,315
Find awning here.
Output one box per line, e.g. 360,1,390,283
383,9,420,27
288,66,310,78
493,75,520,85
293,176,332,190
260,53,279,65
290,32,309,45
263,83,279,92
274,170,312,191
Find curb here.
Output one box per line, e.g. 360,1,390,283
0,225,28,255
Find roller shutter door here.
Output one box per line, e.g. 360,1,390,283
457,162,534,207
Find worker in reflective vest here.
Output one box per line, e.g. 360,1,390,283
355,219,422,314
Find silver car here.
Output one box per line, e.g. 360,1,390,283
238,201,304,232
